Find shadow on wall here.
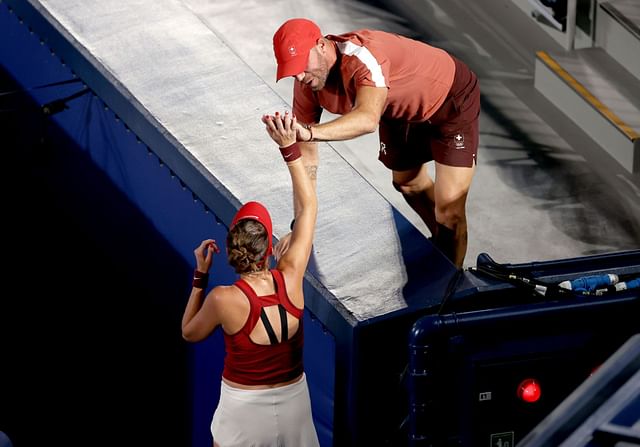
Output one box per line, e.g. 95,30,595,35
0,432,13,447
0,68,192,447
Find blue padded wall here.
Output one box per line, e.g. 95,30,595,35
0,3,335,446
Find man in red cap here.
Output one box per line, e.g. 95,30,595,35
271,18,480,268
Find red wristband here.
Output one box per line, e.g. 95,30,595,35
279,142,302,162
192,269,209,289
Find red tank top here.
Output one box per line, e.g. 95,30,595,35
222,269,304,385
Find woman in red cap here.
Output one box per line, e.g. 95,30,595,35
181,111,319,447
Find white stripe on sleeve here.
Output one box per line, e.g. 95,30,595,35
336,41,386,87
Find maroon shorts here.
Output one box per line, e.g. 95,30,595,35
378,56,480,171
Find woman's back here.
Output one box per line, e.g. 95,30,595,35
222,269,304,387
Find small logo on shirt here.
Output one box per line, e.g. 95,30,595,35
379,142,387,155
454,133,465,149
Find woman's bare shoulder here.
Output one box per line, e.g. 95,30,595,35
209,284,245,302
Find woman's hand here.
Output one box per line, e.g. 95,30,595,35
194,239,220,273
262,111,297,148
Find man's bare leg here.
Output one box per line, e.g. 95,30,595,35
392,165,438,236
393,163,474,268
432,162,475,268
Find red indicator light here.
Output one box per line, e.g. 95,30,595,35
517,378,541,403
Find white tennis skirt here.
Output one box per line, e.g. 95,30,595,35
211,373,320,447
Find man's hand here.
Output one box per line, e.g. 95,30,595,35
274,232,292,261
297,122,313,142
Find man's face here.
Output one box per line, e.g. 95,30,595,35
295,46,330,92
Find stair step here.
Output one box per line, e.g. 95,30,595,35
534,48,640,172
597,0,640,81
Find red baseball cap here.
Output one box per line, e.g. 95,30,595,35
230,201,273,259
273,18,322,82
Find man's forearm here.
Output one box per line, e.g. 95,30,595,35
311,110,378,142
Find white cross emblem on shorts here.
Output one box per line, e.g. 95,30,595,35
454,133,465,149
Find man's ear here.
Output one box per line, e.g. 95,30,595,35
317,37,327,53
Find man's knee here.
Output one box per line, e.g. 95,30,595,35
392,180,405,193
392,180,423,196
392,166,432,195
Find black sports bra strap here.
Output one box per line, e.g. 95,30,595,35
260,307,279,345
278,304,288,342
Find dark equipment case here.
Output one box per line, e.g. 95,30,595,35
406,250,640,446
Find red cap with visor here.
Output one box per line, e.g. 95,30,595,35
230,201,273,262
273,18,322,82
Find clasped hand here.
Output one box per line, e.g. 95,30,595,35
261,111,301,147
